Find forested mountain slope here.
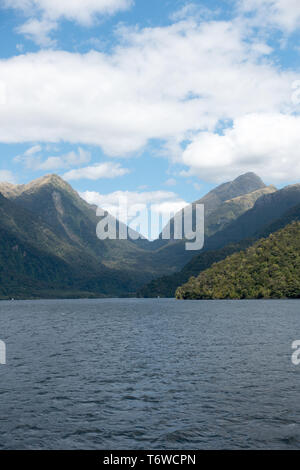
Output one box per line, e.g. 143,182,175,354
176,222,300,300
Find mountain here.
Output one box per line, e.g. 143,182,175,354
204,185,276,237
176,221,300,300
137,240,251,298
0,175,143,266
148,172,267,251
194,172,267,216
146,173,272,267
0,192,73,298
0,172,271,283
138,186,300,298
0,172,296,299
0,175,167,278
139,183,277,283
0,191,153,298
0,176,168,298
204,183,300,252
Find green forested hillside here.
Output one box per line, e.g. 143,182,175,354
138,198,300,299
176,222,300,300
0,190,151,298
137,241,251,298
0,174,151,272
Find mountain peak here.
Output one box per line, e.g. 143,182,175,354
41,173,64,182
17,174,82,201
0,174,72,198
197,172,266,215
32,173,70,189
233,172,266,188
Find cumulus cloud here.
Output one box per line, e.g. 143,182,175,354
3,0,133,45
17,18,58,47
3,0,133,22
0,170,16,183
81,189,188,239
182,113,300,182
239,0,300,32
1,13,300,184
15,146,91,170
64,161,129,180
0,19,294,158
82,189,186,211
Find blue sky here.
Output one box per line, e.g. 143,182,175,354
0,0,300,237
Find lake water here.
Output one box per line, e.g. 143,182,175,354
0,298,300,450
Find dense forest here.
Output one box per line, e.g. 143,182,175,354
176,222,300,300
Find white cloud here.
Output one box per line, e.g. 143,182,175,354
17,18,58,47
4,0,133,23
40,148,91,170
3,0,133,45
82,189,186,209
0,81,7,106
182,113,300,182
0,19,294,160
15,146,91,170
164,178,177,187
24,144,42,156
81,189,188,239
170,3,214,22
239,0,300,32
0,170,16,183
64,161,129,180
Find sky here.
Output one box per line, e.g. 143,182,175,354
0,0,300,238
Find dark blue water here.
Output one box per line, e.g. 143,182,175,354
0,298,300,449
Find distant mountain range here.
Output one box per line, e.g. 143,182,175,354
1,172,300,299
